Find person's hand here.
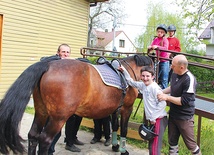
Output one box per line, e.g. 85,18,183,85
148,45,158,50
118,66,124,72
150,121,156,125
148,46,152,49
152,45,158,50
157,93,168,101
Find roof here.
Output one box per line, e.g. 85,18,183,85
92,29,137,50
94,30,123,47
198,19,214,39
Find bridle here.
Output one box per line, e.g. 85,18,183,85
121,59,137,81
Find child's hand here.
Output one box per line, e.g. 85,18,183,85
148,46,152,49
118,66,124,72
152,45,158,50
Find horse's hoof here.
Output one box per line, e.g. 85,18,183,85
121,150,129,155
112,144,119,152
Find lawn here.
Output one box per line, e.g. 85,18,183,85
197,93,214,99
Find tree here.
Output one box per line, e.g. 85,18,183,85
135,2,186,52
175,0,214,38
88,0,126,47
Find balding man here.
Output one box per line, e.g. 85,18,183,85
158,55,201,155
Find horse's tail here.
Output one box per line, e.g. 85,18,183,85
0,61,50,154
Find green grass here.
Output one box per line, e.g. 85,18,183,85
25,106,35,114
197,93,214,99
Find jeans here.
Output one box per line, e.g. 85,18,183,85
158,61,169,89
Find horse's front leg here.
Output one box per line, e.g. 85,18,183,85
111,111,120,152
119,107,133,155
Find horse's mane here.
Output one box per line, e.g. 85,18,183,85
122,55,153,66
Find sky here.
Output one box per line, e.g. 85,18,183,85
118,0,148,42
117,0,179,43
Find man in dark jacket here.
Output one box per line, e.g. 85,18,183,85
41,44,84,154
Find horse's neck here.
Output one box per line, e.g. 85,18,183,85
122,61,137,80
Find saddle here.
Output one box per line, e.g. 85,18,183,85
96,56,128,90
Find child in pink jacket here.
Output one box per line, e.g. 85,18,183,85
148,24,169,89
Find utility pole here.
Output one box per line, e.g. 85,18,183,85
108,8,117,52
112,15,117,51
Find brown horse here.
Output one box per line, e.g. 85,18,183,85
0,55,153,155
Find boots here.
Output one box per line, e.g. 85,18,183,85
169,145,179,155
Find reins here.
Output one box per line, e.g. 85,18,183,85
121,59,137,81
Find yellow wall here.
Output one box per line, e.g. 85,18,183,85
0,0,90,98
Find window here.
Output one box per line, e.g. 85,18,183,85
119,40,125,48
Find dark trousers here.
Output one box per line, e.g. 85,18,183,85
93,116,111,140
64,114,83,145
168,117,198,152
48,114,82,154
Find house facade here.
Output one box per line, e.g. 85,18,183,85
0,0,107,98
198,19,214,57
90,29,137,54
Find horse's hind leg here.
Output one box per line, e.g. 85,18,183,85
28,90,48,155
37,118,64,155
28,114,47,155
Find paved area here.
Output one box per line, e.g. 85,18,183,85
20,113,149,155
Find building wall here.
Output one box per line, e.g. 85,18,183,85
207,28,214,57
0,0,90,98
211,27,214,44
206,45,214,57
105,32,136,53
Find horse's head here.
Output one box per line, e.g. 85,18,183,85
121,55,153,81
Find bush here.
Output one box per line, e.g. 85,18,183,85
185,49,214,93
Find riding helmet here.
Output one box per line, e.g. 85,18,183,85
138,123,158,141
156,24,167,34
168,24,176,31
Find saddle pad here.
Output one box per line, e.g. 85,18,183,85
91,64,127,89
